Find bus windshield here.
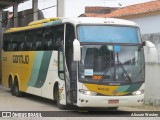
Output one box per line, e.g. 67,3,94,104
79,45,145,84
78,25,141,44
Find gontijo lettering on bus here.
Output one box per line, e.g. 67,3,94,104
13,55,29,64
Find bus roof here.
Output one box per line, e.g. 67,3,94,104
62,17,138,26
4,18,62,33
4,17,138,33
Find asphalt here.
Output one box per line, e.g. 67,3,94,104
0,84,160,119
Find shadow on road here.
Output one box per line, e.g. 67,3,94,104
23,93,57,107
0,85,132,117
20,93,132,117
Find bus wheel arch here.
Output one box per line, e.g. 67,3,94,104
53,82,58,100
53,81,66,110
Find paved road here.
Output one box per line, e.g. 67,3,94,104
0,85,59,111
0,85,159,120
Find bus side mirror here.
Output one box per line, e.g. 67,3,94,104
143,41,158,63
73,39,81,61
142,41,155,48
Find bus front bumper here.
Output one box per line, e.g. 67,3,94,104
77,94,144,107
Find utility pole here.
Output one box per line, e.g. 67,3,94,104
32,0,38,21
57,0,65,17
13,3,18,27
0,8,2,84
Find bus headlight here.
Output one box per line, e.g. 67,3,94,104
132,89,144,96
79,89,97,96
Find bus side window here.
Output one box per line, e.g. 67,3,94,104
55,37,62,49
7,42,12,51
54,28,64,49
18,32,26,51
5,34,13,51
25,31,34,51
44,37,53,50
32,36,37,51
48,40,53,50
12,43,18,51
35,29,44,51
3,34,9,51
26,42,33,51
44,28,55,50
36,41,42,50
7,33,17,51
12,33,19,51
19,42,25,51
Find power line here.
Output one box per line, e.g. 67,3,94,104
0,5,56,23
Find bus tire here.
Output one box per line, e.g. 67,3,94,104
11,85,15,96
8,76,14,96
14,77,24,97
8,76,12,89
54,85,66,110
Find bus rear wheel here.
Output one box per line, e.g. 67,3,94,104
8,76,15,96
8,76,12,89
55,86,66,110
14,77,24,97
11,85,15,96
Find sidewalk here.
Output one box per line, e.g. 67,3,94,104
120,104,160,111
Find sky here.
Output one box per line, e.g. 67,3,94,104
5,0,153,18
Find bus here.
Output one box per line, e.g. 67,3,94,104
2,17,145,109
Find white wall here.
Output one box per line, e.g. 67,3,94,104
130,15,160,34
143,39,160,106
145,63,160,105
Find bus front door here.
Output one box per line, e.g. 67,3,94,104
57,49,67,106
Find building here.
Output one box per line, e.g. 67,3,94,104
5,9,44,29
81,0,160,34
84,6,118,14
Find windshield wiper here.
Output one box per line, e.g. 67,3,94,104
116,51,132,83
102,60,132,83
117,61,132,83
103,60,114,76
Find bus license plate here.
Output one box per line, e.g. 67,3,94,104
108,100,119,104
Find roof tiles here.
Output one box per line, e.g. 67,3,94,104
82,0,160,18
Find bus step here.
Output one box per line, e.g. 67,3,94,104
72,100,77,103
71,90,77,104
70,89,77,91
71,81,77,82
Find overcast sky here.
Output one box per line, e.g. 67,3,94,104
5,0,153,18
